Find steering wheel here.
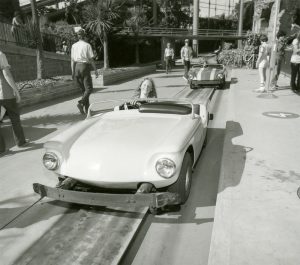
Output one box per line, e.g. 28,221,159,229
118,101,144,110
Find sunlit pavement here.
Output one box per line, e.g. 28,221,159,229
208,69,300,265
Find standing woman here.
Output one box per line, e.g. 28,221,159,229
164,43,174,74
254,35,270,93
290,32,300,92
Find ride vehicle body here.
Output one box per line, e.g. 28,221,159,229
188,63,227,89
35,99,211,212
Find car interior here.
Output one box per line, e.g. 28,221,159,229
139,102,193,115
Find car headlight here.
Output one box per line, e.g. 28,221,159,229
155,158,176,178
217,73,224,79
43,152,59,170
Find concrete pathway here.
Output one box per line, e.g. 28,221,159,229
208,69,300,265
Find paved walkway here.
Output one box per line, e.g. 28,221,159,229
208,69,300,265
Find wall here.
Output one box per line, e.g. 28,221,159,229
0,43,71,81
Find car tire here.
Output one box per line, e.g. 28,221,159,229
167,152,192,204
203,134,207,148
219,80,226,89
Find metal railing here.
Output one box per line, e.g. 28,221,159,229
0,22,71,54
114,27,247,37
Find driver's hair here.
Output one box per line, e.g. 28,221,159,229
132,78,158,99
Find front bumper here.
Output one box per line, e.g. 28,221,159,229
190,80,223,86
33,183,180,209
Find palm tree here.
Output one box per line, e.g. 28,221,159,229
83,0,122,69
64,0,81,24
30,0,44,79
124,6,149,64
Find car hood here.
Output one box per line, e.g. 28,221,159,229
192,67,223,80
58,111,194,184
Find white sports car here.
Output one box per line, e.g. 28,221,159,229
188,63,227,90
34,98,212,213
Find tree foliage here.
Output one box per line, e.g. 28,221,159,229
82,0,123,68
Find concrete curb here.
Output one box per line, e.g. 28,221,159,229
93,65,156,86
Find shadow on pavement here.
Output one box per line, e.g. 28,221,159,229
21,113,85,126
162,84,186,88
0,200,77,230
218,121,248,193
156,74,184,78
96,88,136,94
0,125,55,151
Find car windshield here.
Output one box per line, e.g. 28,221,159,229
203,64,223,69
88,99,194,117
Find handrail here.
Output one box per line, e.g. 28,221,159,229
114,26,247,36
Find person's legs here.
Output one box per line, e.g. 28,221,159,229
0,127,6,153
74,64,86,114
165,57,169,73
3,99,26,146
258,67,266,88
183,60,188,77
296,63,300,90
82,64,93,113
186,60,191,72
290,63,297,90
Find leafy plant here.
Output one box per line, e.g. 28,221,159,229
124,6,149,64
82,0,123,69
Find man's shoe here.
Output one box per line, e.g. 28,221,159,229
77,103,85,114
17,139,30,148
0,150,8,157
253,87,265,93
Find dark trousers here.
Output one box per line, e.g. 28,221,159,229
165,56,172,72
74,63,93,112
184,60,191,77
0,98,26,152
290,63,300,90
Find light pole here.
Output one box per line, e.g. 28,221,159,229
193,0,199,55
237,0,244,48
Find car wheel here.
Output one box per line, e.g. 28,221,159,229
167,153,192,204
203,134,207,148
219,80,226,89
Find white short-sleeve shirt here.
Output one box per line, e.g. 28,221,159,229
0,51,14,100
0,52,10,70
291,39,300,64
71,40,94,63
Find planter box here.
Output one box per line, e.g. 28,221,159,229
19,81,77,108
93,65,156,87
